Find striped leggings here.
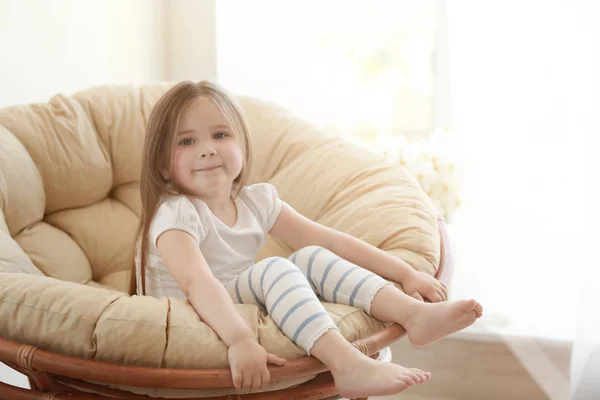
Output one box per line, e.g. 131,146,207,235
224,246,391,355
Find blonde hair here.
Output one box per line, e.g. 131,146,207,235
129,80,253,296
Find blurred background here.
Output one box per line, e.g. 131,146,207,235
1,1,598,398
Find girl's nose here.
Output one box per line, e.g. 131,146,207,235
201,147,216,158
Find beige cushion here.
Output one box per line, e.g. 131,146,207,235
0,83,440,397
239,96,440,275
0,272,385,397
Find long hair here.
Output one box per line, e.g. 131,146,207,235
129,80,253,296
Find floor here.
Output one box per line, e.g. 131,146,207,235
0,361,29,389
2,334,569,400
350,333,571,400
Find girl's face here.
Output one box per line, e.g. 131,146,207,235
166,97,243,197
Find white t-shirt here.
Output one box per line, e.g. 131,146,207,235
136,183,283,299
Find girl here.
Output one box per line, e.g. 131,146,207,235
131,80,483,398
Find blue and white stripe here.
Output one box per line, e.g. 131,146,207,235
226,246,390,354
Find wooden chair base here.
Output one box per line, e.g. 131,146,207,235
2,371,354,399
0,324,405,399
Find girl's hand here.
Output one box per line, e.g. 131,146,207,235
228,337,287,392
401,271,448,303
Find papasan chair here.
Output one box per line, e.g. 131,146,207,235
0,82,454,399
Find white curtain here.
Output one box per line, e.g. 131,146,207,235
445,1,599,398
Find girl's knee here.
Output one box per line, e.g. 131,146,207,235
260,257,307,292
288,245,327,261
262,256,299,272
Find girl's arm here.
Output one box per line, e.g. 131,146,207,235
269,204,416,284
156,230,286,391
156,229,255,346
269,204,447,302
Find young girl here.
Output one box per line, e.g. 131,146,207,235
131,80,483,398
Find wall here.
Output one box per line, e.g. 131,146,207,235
0,0,167,108
165,0,216,82
0,0,218,389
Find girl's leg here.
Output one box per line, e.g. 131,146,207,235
289,246,483,346
288,245,392,316
225,257,429,398
225,256,338,354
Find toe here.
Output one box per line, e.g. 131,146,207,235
410,369,423,383
459,298,478,312
406,373,419,385
475,303,484,316
399,375,415,387
406,371,420,383
412,369,428,383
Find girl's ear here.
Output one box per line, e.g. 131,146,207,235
160,168,170,183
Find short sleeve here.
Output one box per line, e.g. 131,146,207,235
243,183,283,233
149,196,206,247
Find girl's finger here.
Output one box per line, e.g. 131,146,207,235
437,289,446,302
261,369,271,390
266,353,287,365
251,372,262,391
241,372,252,391
439,282,448,298
411,291,424,302
232,370,242,390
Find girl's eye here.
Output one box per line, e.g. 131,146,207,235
180,138,194,146
214,132,227,139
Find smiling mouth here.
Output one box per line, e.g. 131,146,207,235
194,166,222,172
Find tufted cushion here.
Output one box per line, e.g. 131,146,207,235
0,83,440,397
238,96,440,276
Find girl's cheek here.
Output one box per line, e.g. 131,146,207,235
231,146,244,169
230,141,243,158
171,150,187,175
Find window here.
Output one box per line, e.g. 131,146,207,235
216,0,443,145
216,1,600,349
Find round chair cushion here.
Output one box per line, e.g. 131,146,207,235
0,83,441,397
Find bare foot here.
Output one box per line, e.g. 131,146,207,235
332,355,431,398
405,299,483,346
